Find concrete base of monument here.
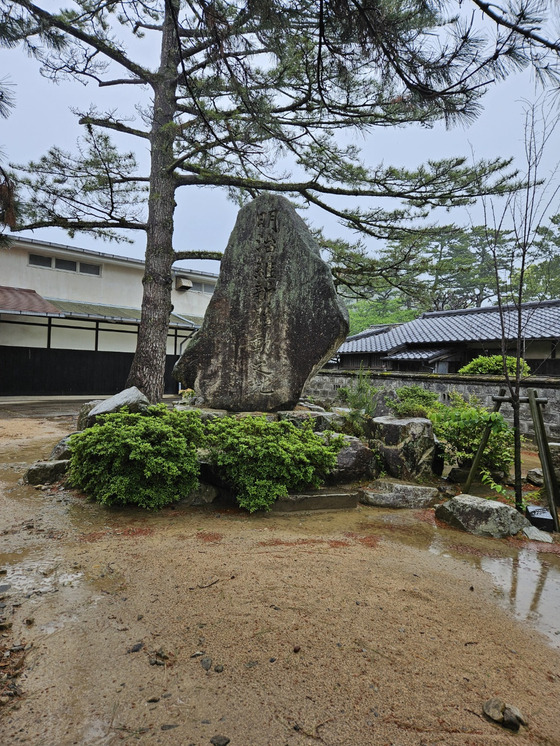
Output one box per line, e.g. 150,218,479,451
269,488,359,512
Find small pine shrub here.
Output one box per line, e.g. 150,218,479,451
205,416,344,512
458,355,531,377
337,366,381,417
68,404,204,509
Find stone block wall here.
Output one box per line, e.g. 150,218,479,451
303,369,560,440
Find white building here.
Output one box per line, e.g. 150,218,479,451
0,236,217,395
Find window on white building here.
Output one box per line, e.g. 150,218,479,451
29,254,52,268
28,253,101,276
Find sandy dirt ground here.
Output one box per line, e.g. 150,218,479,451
1,408,560,746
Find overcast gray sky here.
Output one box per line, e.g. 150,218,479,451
2,42,559,276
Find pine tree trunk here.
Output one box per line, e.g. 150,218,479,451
126,3,179,403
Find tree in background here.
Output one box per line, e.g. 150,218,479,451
1,1,559,401
512,213,560,301
346,224,517,332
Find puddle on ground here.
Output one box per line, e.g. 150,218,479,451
0,554,83,595
357,507,560,648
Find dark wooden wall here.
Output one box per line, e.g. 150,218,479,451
0,346,180,395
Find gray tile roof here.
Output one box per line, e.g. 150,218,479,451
339,300,560,354
345,324,398,342
384,347,453,361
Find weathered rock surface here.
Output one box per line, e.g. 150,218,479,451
435,494,531,538
359,480,439,508
49,434,76,461
173,194,349,411
181,483,219,507
447,465,507,484
83,387,149,428
77,400,103,430
326,436,378,484
526,467,544,486
25,460,70,485
548,442,560,484
483,698,527,731
277,410,345,432
370,416,435,480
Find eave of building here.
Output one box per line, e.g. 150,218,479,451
0,291,202,329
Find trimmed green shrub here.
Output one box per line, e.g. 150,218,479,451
68,404,204,509
205,416,343,512
458,354,531,377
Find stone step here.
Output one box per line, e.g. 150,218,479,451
270,488,359,512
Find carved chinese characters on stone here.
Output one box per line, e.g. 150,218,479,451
173,194,349,411
249,208,278,397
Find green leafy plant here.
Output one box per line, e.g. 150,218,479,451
387,386,515,477
480,468,528,509
205,416,343,512
430,394,515,474
458,355,531,376
68,404,204,509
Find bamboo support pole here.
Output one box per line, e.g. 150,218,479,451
464,387,506,494
527,388,560,532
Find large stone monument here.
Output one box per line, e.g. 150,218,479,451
173,194,349,411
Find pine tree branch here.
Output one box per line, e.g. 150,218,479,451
471,0,560,53
10,0,153,84
78,115,150,140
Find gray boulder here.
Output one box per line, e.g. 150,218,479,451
49,434,77,461
483,698,527,731
371,416,435,480
435,494,531,538
277,410,345,432
84,387,149,428
548,442,560,485
25,460,70,485
359,479,439,508
526,467,544,487
326,436,378,484
181,483,220,507
173,194,348,411
77,400,103,430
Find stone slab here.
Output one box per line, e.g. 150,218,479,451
522,525,553,543
270,489,359,512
